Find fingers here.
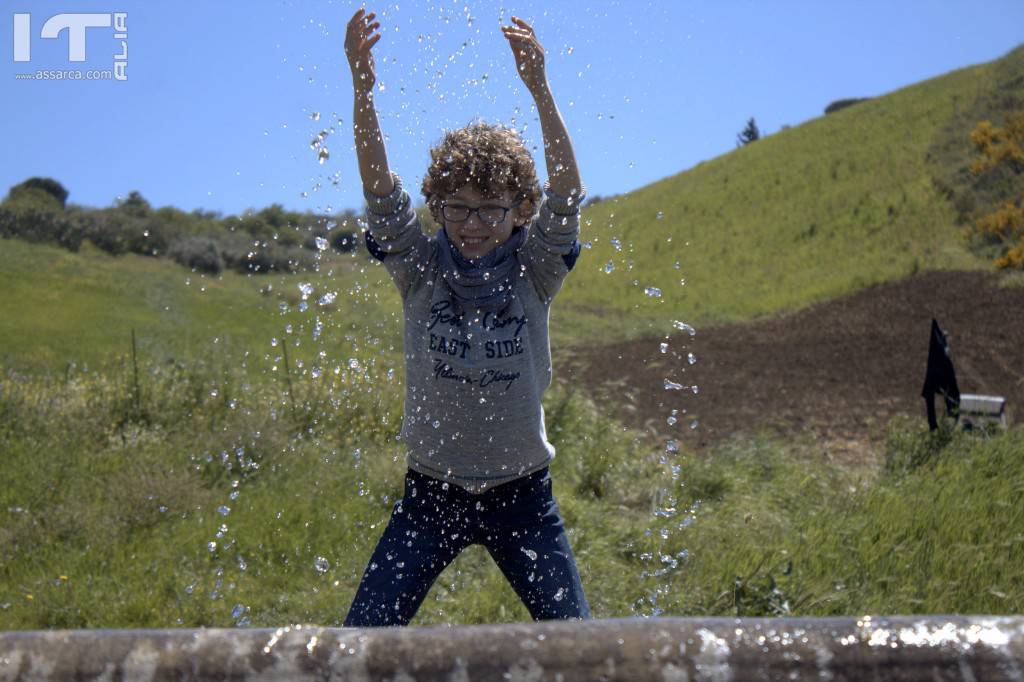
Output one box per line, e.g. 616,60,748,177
347,9,379,42
347,11,380,56
348,8,373,30
510,15,535,34
502,18,542,52
362,33,381,52
361,21,381,42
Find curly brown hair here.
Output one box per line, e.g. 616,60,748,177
421,122,542,226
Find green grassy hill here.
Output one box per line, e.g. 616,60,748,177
4,47,1022,366
3,48,1024,629
0,238,401,374
554,45,1024,344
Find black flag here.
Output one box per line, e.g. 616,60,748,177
921,319,960,430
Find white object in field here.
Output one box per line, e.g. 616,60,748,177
958,394,1008,430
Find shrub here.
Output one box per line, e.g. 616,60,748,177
83,210,150,256
169,236,224,274
824,98,870,115
7,177,69,208
3,186,64,213
115,190,152,218
967,112,1024,269
0,207,86,251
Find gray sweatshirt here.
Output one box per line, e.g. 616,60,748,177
364,178,581,493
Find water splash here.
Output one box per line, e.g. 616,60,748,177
672,320,696,336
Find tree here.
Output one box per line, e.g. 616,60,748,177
6,177,69,210
116,190,152,217
736,117,760,147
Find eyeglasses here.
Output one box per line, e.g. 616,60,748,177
441,201,520,225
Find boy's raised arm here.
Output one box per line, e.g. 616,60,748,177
502,17,582,201
345,9,395,197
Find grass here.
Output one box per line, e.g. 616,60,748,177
0,236,402,375
1,362,1021,628
552,48,1024,345
3,48,1022,365
3,45,1024,631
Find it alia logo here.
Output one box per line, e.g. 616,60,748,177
12,12,127,80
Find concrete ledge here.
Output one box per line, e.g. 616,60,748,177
2,616,1024,681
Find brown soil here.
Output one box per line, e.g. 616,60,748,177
563,271,1024,463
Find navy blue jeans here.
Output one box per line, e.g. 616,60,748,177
344,467,590,626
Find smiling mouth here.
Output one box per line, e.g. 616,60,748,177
459,236,489,246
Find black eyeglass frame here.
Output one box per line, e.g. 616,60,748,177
440,199,523,226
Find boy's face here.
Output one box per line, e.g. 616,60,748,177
442,185,526,260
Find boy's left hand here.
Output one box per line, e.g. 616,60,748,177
502,17,547,94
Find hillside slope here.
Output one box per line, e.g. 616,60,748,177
3,48,1022,371
554,46,1024,344
565,270,1024,457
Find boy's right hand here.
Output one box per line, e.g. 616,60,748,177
345,9,381,93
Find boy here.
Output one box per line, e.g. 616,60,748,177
342,8,588,626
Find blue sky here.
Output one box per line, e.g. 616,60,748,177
2,1,1023,217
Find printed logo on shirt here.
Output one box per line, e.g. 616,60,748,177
425,298,527,390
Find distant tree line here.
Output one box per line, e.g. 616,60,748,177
0,178,363,275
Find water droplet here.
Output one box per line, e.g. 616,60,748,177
217,505,230,516
659,342,668,354
672,320,696,336
667,409,678,426
310,111,320,121
433,420,441,429
207,542,217,553
314,557,330,574
610,237,622,251
231,604,247,619
318,147,330,164
644,287,662,298
688,352,697,365
665,440,679,454
664,379,684,391
690,420,700,430
656,211,664,220
603,261,614,274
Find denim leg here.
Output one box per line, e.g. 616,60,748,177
481,470,591,621
344,472,471,626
